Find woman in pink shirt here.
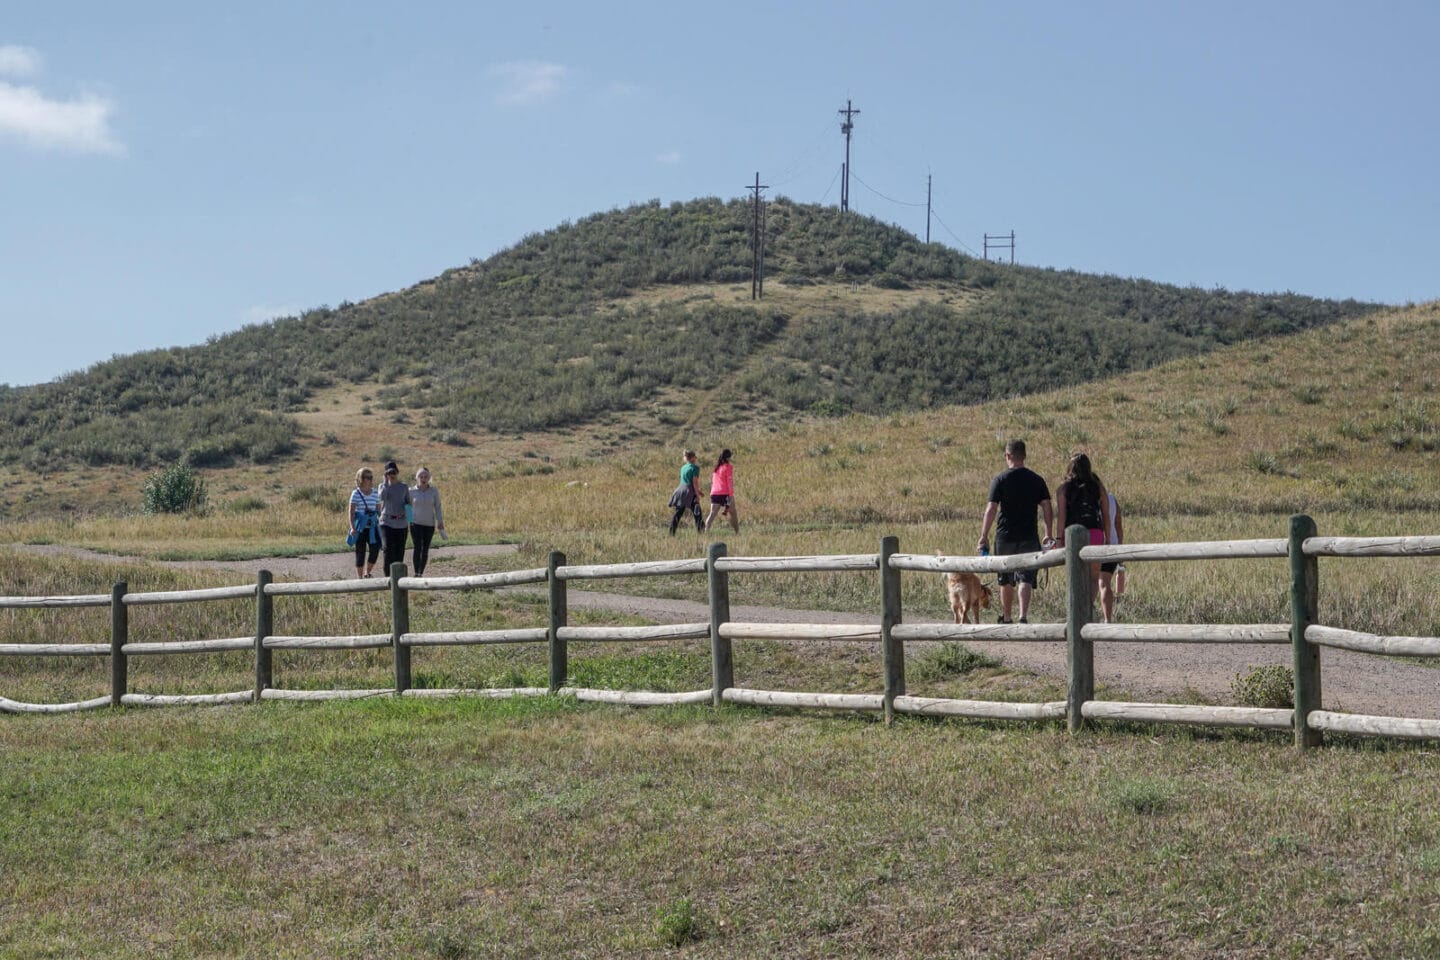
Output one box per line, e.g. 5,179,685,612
703,448,740,533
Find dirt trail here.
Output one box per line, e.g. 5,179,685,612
11,543,1437,720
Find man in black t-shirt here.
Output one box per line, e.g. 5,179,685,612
978,439,1055,624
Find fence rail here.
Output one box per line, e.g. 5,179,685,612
1,515,1437,749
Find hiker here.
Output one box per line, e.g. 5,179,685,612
409,466,446,576
347,466,381,578
1055,452,1113,622
667,449,703,535
1100,489,1125,623
377,460,412,578
703,448,739,533
978,439,1054,623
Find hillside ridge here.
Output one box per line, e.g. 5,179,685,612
0,198,1379,484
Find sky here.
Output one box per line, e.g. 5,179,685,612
3,1,1438,387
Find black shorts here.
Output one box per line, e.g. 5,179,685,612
1101,562,1119,574
997,569,1038,588
995,538,1041,587
710,495,732,506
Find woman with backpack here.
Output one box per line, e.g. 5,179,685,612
1055,452,1113,620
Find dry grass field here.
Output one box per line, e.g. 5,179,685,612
13,297,1440,635
3,297,1440,958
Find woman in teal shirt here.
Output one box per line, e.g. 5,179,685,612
667,449,703,535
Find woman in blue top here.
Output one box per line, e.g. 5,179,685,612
347,466,381,578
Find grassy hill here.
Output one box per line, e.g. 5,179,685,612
2,242,1438,959
10,298,1440,634
0,199,1377,500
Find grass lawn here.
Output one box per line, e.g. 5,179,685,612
2,696,1438,959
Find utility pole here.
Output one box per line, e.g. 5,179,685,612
837,99,860,212
984,230,1016,264
747,171,769,300
926,174,932,244
759,193,767,300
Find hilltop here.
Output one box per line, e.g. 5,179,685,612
0,199,1379,518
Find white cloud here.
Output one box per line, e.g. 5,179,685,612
487,61,566,107
0,45,41,77
0,81,123,154
656,150,682,165
0,48,122,155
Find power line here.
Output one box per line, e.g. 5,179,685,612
818,163,842,205
767,118,838,188
849,170,927,207
930,209,982,257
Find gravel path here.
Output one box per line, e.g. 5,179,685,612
12,543,1437,720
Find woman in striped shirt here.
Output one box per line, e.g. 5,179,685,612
347,467,381,578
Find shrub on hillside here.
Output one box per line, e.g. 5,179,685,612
142,464,207,515
289,485,344,513
871,272,911,290
1231,665,1294,709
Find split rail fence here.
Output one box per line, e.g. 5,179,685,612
2,514,1438,749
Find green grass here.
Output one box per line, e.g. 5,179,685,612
2,697,1438,958
1,525,1438,957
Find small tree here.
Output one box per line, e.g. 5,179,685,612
142,463,207,515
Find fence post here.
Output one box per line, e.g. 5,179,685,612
708,541,733,706
879,535,904,724
391,562,411,694
255,569,273,701
110,581,128,707
548,551,567,693
1289,514,1322,749
1065,524,1093,734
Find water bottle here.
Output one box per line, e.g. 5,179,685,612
979,544,989,558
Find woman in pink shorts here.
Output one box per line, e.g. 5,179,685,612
703,448,740,533
1055,453,1114,620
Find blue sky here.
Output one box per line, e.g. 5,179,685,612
4,1,1438,387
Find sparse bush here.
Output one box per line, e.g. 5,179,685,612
289,485,344,512
226,495,267,513
871,272,911,290
1338,419,1370,441
1231,664,1294,709
1247,450,1284,476
656,897,700,947
1107,777,1176,815
911,642,1000,681
141,463,207,515
1418,847,1440,875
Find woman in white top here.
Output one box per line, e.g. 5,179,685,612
347,467,381,578
409,466,446,576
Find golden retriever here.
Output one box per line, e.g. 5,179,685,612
938,551,991,624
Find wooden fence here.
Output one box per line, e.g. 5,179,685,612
2,514,1438,748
